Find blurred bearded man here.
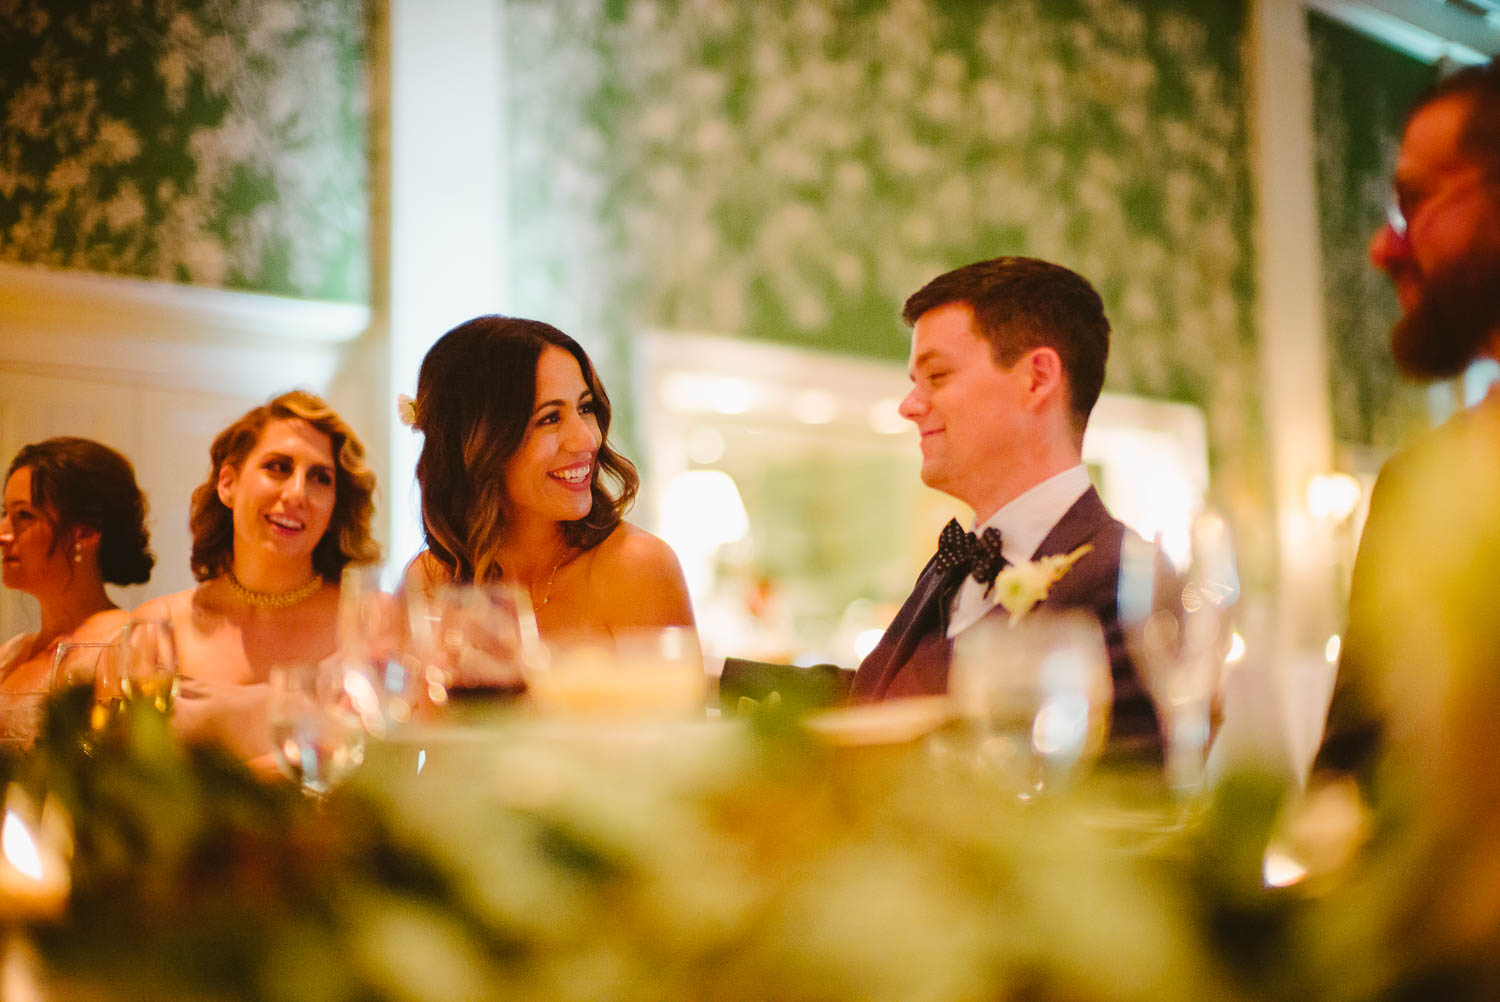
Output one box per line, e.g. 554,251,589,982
1315,59,1500,785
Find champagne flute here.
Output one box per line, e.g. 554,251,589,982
118,618,179,714
946,610,1114,801
267,661,366,797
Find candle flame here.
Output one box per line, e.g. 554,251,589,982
2,810,44,882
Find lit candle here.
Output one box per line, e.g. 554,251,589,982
0,788,69,922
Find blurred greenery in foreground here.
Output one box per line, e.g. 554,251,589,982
3,689,1497,1001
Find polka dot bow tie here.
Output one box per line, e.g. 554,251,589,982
934,518,1008,592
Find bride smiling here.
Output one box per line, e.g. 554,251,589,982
402,315,695,642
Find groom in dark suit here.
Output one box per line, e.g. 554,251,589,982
848,256,1163,760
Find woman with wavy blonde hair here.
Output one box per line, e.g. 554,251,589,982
402,316,694,640
135,390,380,692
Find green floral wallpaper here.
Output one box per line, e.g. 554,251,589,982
1309,12,1433,450
0,0,368,302
506,0,1267,573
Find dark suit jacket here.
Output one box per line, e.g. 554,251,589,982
848,486,1164,760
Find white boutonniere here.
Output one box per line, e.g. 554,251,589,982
991,544,1093,623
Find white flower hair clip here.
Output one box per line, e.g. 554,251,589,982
397,394,419,429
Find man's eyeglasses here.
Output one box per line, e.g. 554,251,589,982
1385,169,1492,245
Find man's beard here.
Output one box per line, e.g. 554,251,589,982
1391,237,1500,381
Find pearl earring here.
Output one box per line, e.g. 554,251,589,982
74,545,83,564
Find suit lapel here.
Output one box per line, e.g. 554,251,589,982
1031,486,1110,561
848,557,957,701
852,487,1117,704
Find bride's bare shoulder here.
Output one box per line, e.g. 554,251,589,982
587,523,695,628
591,522,679,570
398,551,450,600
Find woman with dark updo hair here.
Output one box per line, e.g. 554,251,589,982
0,437,155,692
403,315,695,641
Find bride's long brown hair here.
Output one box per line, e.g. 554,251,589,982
412,316,639,583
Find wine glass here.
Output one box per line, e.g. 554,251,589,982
51,641,117,692
267,660,366,797
338,566,419,736
1121,511,1240,798
52,640,121,744
404,583,541,708
945,610,1114,801
117,618,179,714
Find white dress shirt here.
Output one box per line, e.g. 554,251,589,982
945,465,1092,638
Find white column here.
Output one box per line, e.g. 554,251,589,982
381,0,508,574
1243,0,1341,773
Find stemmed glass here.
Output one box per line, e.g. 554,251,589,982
52,640,121,742
338,567,420,736
404,583,541,708
117,618,179,714
51,641,117,692
1122,511,1240,798
945,610,1114,802
267,661,366,797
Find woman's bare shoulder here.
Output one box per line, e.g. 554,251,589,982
132,587,197,621
587,523,695,629
399,551,450,600
0,632,33,670
75,607,128,643
591,522,683,574
132,585,222,639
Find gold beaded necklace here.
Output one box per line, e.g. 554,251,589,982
226,569,323,610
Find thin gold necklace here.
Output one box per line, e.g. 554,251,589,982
226,569,323,610
531,546,571,610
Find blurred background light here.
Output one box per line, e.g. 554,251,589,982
662,373,759,415
1305,472,1362,521
684,426,726,465
793,389,839,425
867,398,908,436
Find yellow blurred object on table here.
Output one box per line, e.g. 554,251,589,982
523,627,708,717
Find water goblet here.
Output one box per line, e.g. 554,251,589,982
267,661,366,797
947,610,1113,801
117,618,179,714
1120,511,1240,798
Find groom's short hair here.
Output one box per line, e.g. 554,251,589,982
902,256,1110,436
